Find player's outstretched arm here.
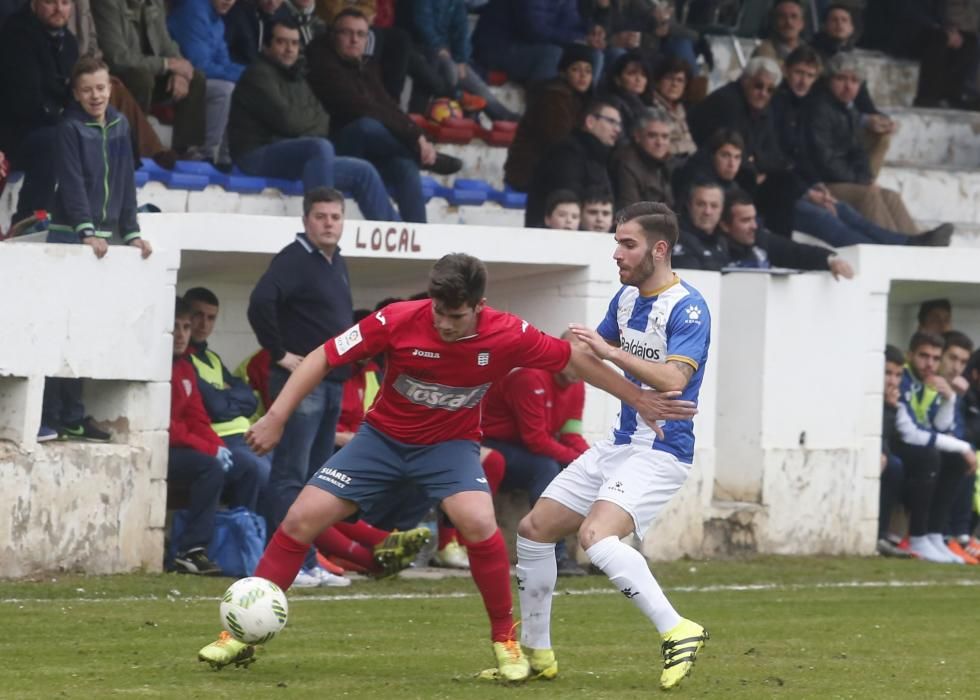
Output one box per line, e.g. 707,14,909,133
569,323,691,392
245,348,333,455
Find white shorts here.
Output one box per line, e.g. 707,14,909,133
540,440,691,539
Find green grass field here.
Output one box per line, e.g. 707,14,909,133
2,556,977,699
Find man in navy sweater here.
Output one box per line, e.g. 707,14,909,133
247,186,353,587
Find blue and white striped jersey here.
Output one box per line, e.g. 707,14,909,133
596,276,710,463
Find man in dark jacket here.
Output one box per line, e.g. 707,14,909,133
525,98,621,228
305,8,459,223
611,107,675,212
230,18,398,221
671,181,726,271
471,0,588,84
0,0,78,228
719,188,854,278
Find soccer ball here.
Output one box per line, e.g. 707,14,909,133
428,97,463,124
219,577,289,644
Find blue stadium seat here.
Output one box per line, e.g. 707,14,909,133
134,169,150,188
453,178,493,193
448,187,487,206
139,159,209,191
266,178,305,196
489,185,527,209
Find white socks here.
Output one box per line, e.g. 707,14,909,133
586,535,681,634
516,536,558,649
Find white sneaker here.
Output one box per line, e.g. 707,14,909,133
927,533,965,564
313,566,352,587
909,536,956,563
292,567,322,588
431,540,470,569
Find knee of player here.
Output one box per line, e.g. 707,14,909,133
577,521,603,550
279,508,319,544
517,510,548,541
453,511,498,542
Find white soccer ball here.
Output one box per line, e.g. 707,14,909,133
219,577,289,644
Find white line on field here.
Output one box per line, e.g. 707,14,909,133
2,577,980,605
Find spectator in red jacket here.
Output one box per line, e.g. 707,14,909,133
481,330,590,576
169,296,227,576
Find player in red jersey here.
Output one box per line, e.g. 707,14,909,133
197,253,697,679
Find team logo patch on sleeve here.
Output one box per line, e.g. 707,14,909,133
334,325,363,355
685,305,702,323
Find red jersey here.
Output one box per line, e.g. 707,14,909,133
482,368,589,464
170,355,223,455
322,299,571,444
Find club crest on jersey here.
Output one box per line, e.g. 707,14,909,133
477,351,490,366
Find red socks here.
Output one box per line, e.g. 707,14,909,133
334,519,389,547
254,528,309,591
481,449,505,495
461,529,515,642
313,527,377,572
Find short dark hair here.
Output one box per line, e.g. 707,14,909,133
264,17,301,47
785,46,822,70
652,55,692,84
708,128,745,155
688,178,724,202
583,98,619,127
582,187,614,206
823,3,853,22
917,298,952,326
544,189,581,218
175,296,191,319
427,253,487,309
183,286,219,307
333,7,369,26
943,330,974,354
909,331,945,353
614,202,679,247
303,186,345,217
884,344,905,366
71,55,110,87
722,187,755,223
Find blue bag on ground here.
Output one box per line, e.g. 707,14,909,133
169,507,266,577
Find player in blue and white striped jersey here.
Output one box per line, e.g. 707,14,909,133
513,202,709,691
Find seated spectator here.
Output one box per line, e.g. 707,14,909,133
753,0,808,64
471,0,589,85
718,188,855,278
611,107,675,212
808,54,954,242
409,0,519,121
306,8,461,223
688,56,807,236
229,17,399,220
877,344,910,557
927,331,977,563
542,190,581,231
0,0,78,229
651,56,696,160
39,56,153,441
809,2,896,174
671,180,726,270
640,0,703,79
899,1,979,110
92,0,207,157
918,299,953,336
283,0,326,47
168,0,248,165
482,330,591,577
772,47,928,247
223,0,291,65
183,286,271,518
893,331,977,563
580,188,614,233
599,50,653,137
525,98,621,228
169,296,226,575
504,44,594,192
671,128,751,208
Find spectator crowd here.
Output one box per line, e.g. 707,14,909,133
3,0,980,573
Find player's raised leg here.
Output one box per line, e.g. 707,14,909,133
580,500,706,690
198,486,357,669
441,489,530,682
515,497,587,680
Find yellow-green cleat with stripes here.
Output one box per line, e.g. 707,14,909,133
526,647,558,680
198,631,256,670
659,618,708,690
372,526,432,577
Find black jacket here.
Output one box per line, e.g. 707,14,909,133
524,130,613,228
672,214,727,271
810,31,881,115
770,84,820,186
806,85,873,185
725,228,833,272
0,6,78,149
610,141,674,212
248,233,353,381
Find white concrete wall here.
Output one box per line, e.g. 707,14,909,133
6,212,980,576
